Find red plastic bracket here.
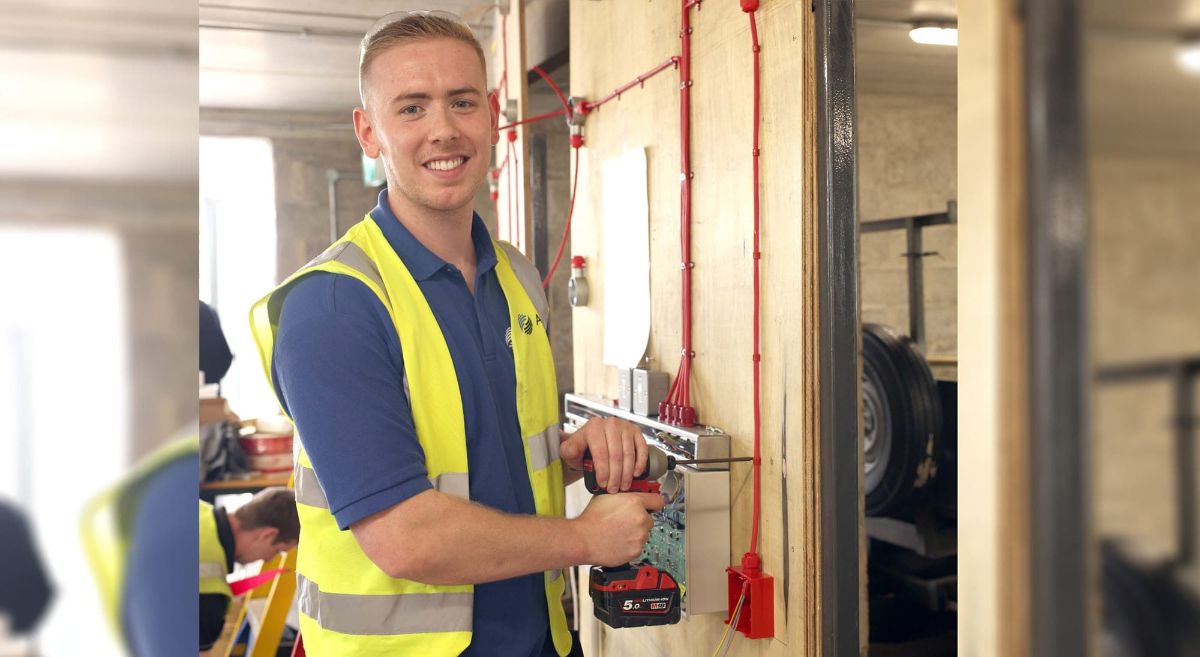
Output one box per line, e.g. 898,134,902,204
725,552,774,639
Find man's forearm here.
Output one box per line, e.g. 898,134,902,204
352,489,588,586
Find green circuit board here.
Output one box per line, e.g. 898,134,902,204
639,505,686,587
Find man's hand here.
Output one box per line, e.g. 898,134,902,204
559,417,649,494
572,492,665,567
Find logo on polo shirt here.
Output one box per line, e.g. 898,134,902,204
505,326,513,350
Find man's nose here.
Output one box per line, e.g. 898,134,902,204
427,106,462,143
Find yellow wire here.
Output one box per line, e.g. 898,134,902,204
710,589,747,657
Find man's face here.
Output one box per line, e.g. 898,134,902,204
236,527,296,564
354,38,498,217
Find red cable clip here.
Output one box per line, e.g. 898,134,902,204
679,406,695,426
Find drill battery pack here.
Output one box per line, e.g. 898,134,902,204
589,562,682,628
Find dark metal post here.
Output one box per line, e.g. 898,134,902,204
529,133,549,274
1026,0,1090,653
905,217,925,347
1174,366,1197,566
815,0,861,654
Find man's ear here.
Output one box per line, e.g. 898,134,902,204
488,90,501,146
258,526,280,547
353,106,381,159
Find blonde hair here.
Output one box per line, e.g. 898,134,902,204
358,11,488,105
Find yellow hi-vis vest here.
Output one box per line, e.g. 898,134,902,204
249,216,569,657
80,437,199,647
198,500,234,599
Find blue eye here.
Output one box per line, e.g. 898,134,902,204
453,99,474,109
400,105,422,116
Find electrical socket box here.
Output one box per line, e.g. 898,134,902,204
564,393,731,616
640,447,730,615
616,368,633,410
632,369,670,417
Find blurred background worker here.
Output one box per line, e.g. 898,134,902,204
200,300,234,387
0,500,53,653
198,487,299,651
81,436,200,656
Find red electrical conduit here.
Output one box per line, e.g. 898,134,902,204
577,57,680,114
660,0,697,426
532,66,570,115
745,0,764,561
542,142,582,288
498,107,569,131
507,132,518,242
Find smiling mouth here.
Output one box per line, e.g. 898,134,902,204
424,156,467,171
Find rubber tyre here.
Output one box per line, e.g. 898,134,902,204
862,323,942,517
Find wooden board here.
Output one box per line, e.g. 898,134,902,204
957,0,1031,654
569,1,822,654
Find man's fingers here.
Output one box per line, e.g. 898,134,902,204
590,427,611,489
634,427,648,477
605,420,622,494
559,432,582,462
628,492,666,512
620,427,636,491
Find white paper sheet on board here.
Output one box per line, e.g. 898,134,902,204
601,147,651,368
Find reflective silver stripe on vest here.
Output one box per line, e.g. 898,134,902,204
430,472,469,499
496,241,549,329
527,425,562,472
297,574,472,636
548,568,561,582
305,241,386,293
295,464,329,509
199,561,226,580
298,465,468,507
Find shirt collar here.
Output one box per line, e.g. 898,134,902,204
213,506,235,572
369,189,497,282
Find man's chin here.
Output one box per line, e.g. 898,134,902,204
424,197,474,213
422,188,479,213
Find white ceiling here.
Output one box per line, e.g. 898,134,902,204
855,0,1200,156
199,0,498,112
0,0,197,181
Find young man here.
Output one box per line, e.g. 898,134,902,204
199,488,300,651
249,10,662,657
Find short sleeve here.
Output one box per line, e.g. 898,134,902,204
272,273,433,529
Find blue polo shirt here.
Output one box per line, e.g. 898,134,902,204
271,190,557,657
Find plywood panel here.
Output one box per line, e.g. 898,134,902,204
958,0,1031,654
569,0,821,655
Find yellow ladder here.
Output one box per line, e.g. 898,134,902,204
216,548,297,657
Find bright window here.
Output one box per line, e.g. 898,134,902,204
0,227,126,656
199,136,279,420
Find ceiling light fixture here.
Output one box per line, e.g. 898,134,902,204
1178,35,1200,75
909,21,958,47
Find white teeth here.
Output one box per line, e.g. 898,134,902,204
425,157,464,171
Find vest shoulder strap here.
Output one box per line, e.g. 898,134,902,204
495,241,549,324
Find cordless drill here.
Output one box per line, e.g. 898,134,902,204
582,447,681,627
581,447,753,627
582,447,747,495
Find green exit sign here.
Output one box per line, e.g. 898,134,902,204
362,154,386,187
